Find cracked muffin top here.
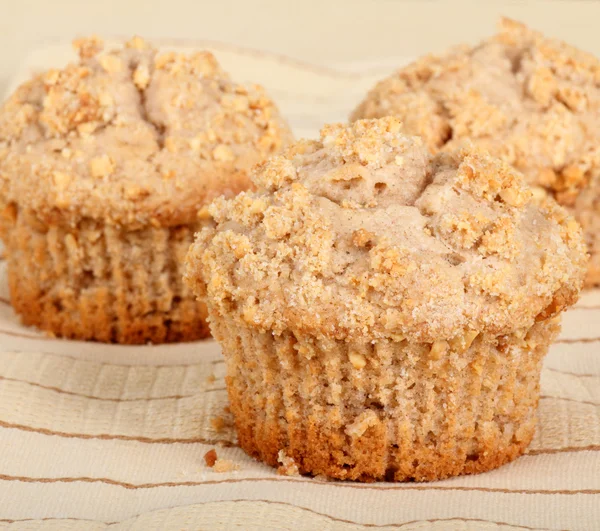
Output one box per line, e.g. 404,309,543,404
185,118,587,343
0,36,292,227
351,18,600,208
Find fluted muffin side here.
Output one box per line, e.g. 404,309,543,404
1,205,208,343
211,314,558,481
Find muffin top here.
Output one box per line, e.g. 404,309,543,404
185,118,587,343
0,37,292,227
351,18,600,207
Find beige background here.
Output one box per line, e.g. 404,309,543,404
0,1,599,530
2,0,600,96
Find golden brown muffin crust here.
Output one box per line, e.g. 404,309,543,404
185,118,587,344
0,36,292,228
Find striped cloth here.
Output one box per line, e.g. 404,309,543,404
0,40,599,531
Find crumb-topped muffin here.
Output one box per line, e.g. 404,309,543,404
185,117,586,481
0,36,292,344
351,18,600,286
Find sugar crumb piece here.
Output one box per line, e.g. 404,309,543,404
277,450,299,476
212,458,240,473
126,35,148,50
52,171,71,189
212,144,234,162
449,330,479,352
73,35,103,59
90,155,115,178
352,228,376,248
346,410,379,438
429,340,449,360
98,54,123,73
133,64,150,90
349,351,367,369
204,448,217,467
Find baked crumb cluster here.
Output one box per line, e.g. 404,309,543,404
186,117,586,343
0,36,292,227
351,18,600,207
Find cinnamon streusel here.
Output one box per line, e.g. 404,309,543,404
0,36,292,343
185,117,586,481
351,18,600,286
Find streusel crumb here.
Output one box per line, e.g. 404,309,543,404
212,459,240,473
186,118,586,343
0,36,292,227
277,450,300,476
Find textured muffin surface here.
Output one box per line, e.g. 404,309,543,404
0,36,292,227
351,18,600,285
351,18,600,198
0,36,292,343
186,117,586,344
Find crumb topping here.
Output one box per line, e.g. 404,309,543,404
185,118,586,343
0,36,292,227
350,18,600,208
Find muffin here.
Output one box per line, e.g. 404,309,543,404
0,36,292,344
185,118,586,481
351,18,600,287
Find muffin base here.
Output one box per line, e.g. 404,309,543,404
212,317,558,482
233,410,532,482
2,206,210,344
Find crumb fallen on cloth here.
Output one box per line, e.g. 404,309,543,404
277,449,299,476
204,448,240,472
204,449,218,467
213,458,240,473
